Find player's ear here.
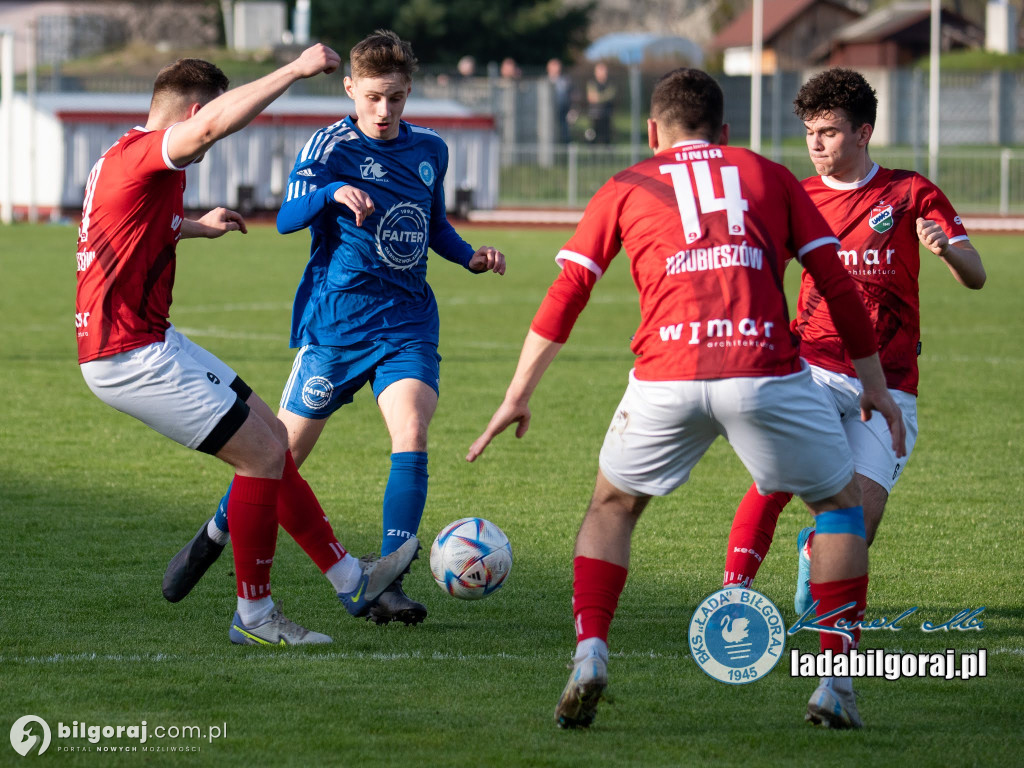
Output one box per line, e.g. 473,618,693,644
857,121,873,147
647,118,658,151
187,102,202,119
718,123,730,146
344,76,356,99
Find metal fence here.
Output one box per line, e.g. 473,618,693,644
496,144,1024,215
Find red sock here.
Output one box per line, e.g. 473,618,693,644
228,474,280,600
723,486,791,587
572,556,628,643
810,574,868,654
276,451,347,573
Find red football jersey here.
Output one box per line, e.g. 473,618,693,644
76,127,188,363
536,141,843,381
794,164,969,395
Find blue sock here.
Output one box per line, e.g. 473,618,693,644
381,452,428,556
214,481,232,533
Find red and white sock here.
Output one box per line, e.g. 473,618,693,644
277,451,348,574
723,486,791,587
228,474,280,625
810,573,868,655
572,556,628,656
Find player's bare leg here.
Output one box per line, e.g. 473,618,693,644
794,471,890,614
800,478,868,728
365,378,438,624
858,475,889,546
276,408,330,468
556,471,650,729
162,393,288,606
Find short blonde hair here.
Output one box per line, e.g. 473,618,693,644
350,29,418,81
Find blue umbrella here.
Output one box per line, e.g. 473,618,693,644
585,32,704,160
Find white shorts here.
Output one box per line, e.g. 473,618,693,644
808,365,919,493
598,364,854,502
80,325,251,453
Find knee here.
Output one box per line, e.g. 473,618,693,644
270,416,290,451
392,414,430,453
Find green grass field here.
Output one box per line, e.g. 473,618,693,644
1,224,1022,766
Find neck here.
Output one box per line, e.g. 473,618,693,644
827,152,874,184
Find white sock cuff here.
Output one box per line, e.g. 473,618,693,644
237,596,274,626
327,554,362,594
574,637,609,662
207,518,230,546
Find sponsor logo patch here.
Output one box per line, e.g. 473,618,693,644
360,156,388,182
301,376,334,410
375,202,429,270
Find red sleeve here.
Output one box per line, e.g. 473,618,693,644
913,173,970,243
801,242,878,360
119,127,186,176
530,261,600,343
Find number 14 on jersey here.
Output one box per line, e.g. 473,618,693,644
660,160,749,243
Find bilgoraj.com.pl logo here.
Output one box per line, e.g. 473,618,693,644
10,716,51,757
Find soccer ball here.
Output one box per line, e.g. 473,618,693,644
429,517,513,600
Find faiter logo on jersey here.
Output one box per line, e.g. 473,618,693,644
301,376,334,410
869,203,894,233
360,156,388,182
376,202,428,270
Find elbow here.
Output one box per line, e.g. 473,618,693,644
964,269,986,290
276,208,297,235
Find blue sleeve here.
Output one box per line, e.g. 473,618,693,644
427,143,476,271
277,181,346,234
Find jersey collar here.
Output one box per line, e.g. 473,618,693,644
820,162,879,190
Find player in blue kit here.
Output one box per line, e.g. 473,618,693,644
163,30,506,623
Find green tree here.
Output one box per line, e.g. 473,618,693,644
310,0,594,66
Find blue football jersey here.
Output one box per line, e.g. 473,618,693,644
278,116,475,348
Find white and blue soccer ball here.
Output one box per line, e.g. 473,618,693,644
429,517,512,600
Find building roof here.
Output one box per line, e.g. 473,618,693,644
833,1,932,42
712,0,864,49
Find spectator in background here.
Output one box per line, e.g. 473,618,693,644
456,54,476,79
500,57,522,80
586,62,615,144
547,58,573,144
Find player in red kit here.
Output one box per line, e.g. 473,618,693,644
467,68,906,729
721,69,986,619
76,45,418,645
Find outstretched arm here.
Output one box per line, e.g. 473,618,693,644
916,218,986,289
166,44,340,167
181,207,248,239
466,330,563,462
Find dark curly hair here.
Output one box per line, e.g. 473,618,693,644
650,68,724,141
793,68,876,129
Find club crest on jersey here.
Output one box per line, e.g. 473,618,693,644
869,204,894,233
360,156,388,182
376,202,429,270
418,161,435,188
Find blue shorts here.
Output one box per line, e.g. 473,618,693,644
280,339,441,419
